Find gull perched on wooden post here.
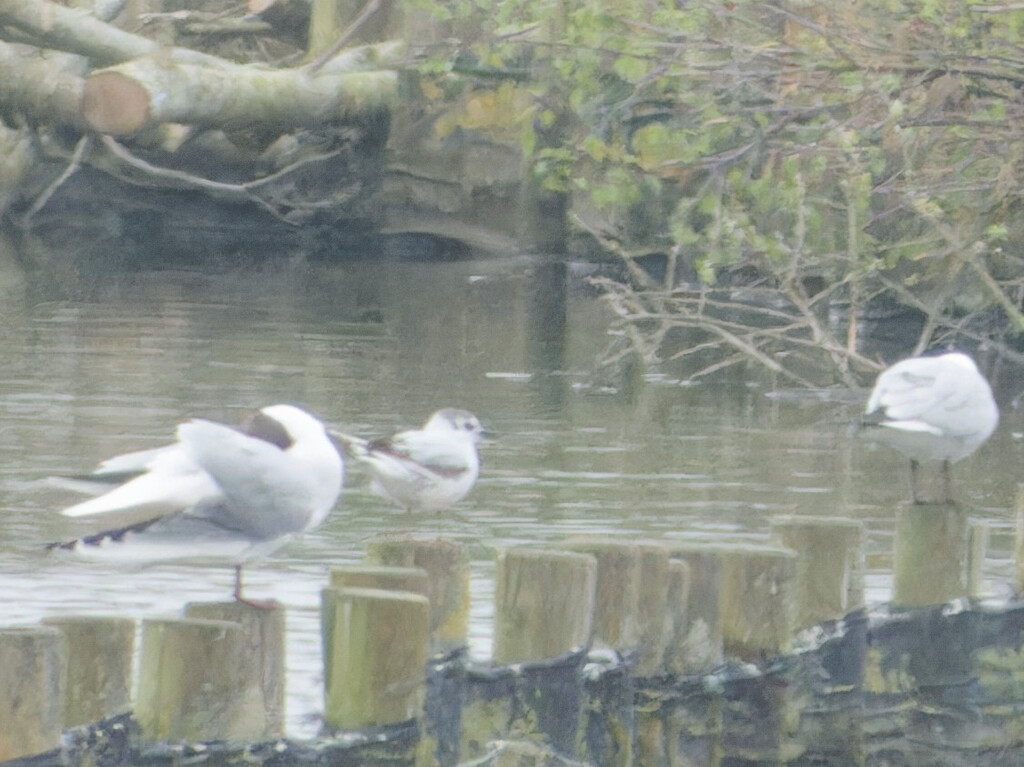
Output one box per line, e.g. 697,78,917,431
332,408,484,513
860,352,998,504
50,404,344,603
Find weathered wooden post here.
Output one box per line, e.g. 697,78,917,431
1014,485,1024,596
664,559,690,673
493,548,596,663
719,543,798,658
322,587,430,731
769,517,869,766
561,539,640,653
183,601,286,738
459,548,596,761
136,612,267,741
770,516,865,628
42,616,134,728
634,542,671,677
670,542,799,765
324,564,430,679
667,545,724,674
0,626,65,761
720,544,800,764
893,503,969,607
578,654,635,767
330,564,430,595
663,545,728,766
366,537,470,653
629,542,671,767
560,539,648,767
968,519,988,600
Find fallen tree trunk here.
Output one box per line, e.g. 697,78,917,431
0,0,206,66
0,42,86,128
1,0,404,136
82,53,400,135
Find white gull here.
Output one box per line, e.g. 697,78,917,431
860,352,997,504
51,404,344,601
331,408,483,513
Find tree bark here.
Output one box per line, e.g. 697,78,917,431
0,0,166,66
0,42,86,128
82,55,398,135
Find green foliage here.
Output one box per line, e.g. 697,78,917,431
416,0,1024,369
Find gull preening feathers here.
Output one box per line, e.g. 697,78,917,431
52,404,344,601
860,352,998,504
332,408,483,513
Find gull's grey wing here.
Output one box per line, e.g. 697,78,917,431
178,419,315,539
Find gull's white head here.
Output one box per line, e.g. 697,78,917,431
424,408,484,444
246,404,332,449
244,404,344,527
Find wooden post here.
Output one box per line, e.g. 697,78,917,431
630,540,688,765
718,544,798,659
893,503,969,608
135,618,254,741
770,516,865,628
324,565,430,678
0,626,65,761
634,542,671,677
560,539,669,674
366,537,470,653
561,540,640,651
663,559,691,676
456,667,516,763
968,519,988,600
322,587,430,730
493,548,596,664
464,547,595,758
330,564,430,595
668,545,725,673
42,616,134,728
183,601,286,738
578,660,634,767
1014,485,1024,596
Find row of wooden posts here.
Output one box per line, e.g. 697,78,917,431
0,501,1013,764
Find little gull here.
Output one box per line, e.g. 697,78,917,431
332,408,483,513
51,404,344,602
860,352,998,504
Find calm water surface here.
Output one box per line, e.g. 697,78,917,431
0,252,1020,737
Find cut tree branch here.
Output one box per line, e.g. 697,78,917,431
82,52,398,135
